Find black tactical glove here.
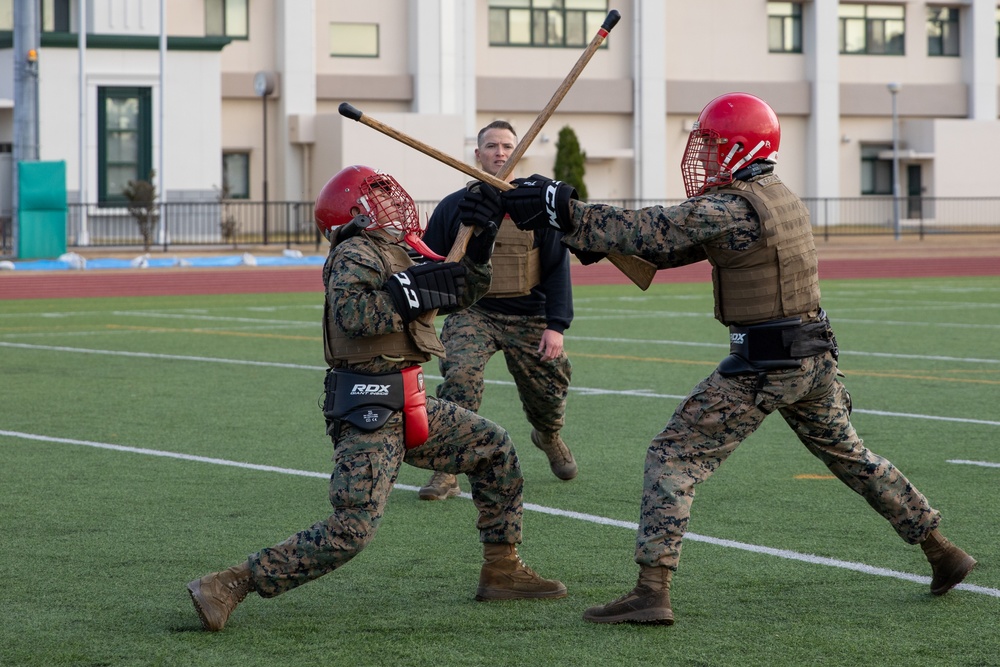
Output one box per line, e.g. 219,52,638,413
458,182,502,264
501,174,578,233
464,220,499,265
386,262,467,323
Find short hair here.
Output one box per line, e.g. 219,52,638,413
477,120,517,148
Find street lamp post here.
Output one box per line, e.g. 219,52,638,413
254,71,276,244
887,82,901,240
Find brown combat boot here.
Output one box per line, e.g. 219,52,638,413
187,560,256,631
418,471,461,501
920,529,976,595
475,543,568,600
530,429,578,480
583,565,674,625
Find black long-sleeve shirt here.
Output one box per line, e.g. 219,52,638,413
422,188,574,333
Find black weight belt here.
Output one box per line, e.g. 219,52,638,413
718,310,836,377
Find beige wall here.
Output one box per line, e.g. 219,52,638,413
917,119,1000,198
166,0,206,37
315,0,411,76
311,111,466,203
219,1,275,74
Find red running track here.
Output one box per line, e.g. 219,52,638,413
1,256,997,300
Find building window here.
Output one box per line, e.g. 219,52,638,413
488,0,610,48
861,145,893,195
206,0,248,39
98,87,152,205
222,152,250,199
0,0,71,31
927,6,959,56
330,22,379,57
839,4,905,55
768,2,802,53
42,0,71,32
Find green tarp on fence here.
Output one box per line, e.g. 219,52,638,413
18,160,67,259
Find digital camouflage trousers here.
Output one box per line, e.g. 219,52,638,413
249,395,523,598
437,306,571,434
636,351,941,570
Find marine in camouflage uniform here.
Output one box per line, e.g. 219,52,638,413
478,94,976,625
418,121,576,502
186,166,566,632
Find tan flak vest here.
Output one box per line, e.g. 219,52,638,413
704,174,821,325
483,218,541,298
323,238,446,366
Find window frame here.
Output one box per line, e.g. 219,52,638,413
97,86,153,206
860,144,894,195
768,2,803,54
839,3,906,55
42,0,71,32
221,151,250,200
205,0,249,40
329,22,379,58
488,0,610,49
927,6,960,57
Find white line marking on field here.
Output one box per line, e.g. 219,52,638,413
853,409,1000,427
0,430,328,478
111,311,318,326
3,428,997,599
568,336,1000,364
3,341,1000,427
948,459,1000,469
0,341,319,370
9,329,997,365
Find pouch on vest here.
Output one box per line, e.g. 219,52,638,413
485,224,540,297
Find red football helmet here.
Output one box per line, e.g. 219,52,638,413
314,165,420,238
680,92,780,198
314,165,444,259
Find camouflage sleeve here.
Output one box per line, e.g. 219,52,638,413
325,238,407,338
455,255,492,309
562,194,758,269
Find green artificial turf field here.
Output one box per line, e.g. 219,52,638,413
2,276,998,666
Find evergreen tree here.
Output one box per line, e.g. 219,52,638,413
553,125,588,201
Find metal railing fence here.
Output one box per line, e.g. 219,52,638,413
63,200,322,251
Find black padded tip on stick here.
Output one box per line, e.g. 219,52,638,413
602,9,621,32
338,102,363,122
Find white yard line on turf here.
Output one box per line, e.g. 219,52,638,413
2,428,998,599
947,459,1000,469
4,341,1000,426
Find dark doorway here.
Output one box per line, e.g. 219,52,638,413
907,164,922,218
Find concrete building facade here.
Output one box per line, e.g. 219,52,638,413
2,0,999,243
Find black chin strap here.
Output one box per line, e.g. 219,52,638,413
732,162,775,182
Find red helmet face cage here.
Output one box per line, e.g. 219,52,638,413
314,165,420,239
680,92,780,198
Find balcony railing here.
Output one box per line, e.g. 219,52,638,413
2,196,1000,256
